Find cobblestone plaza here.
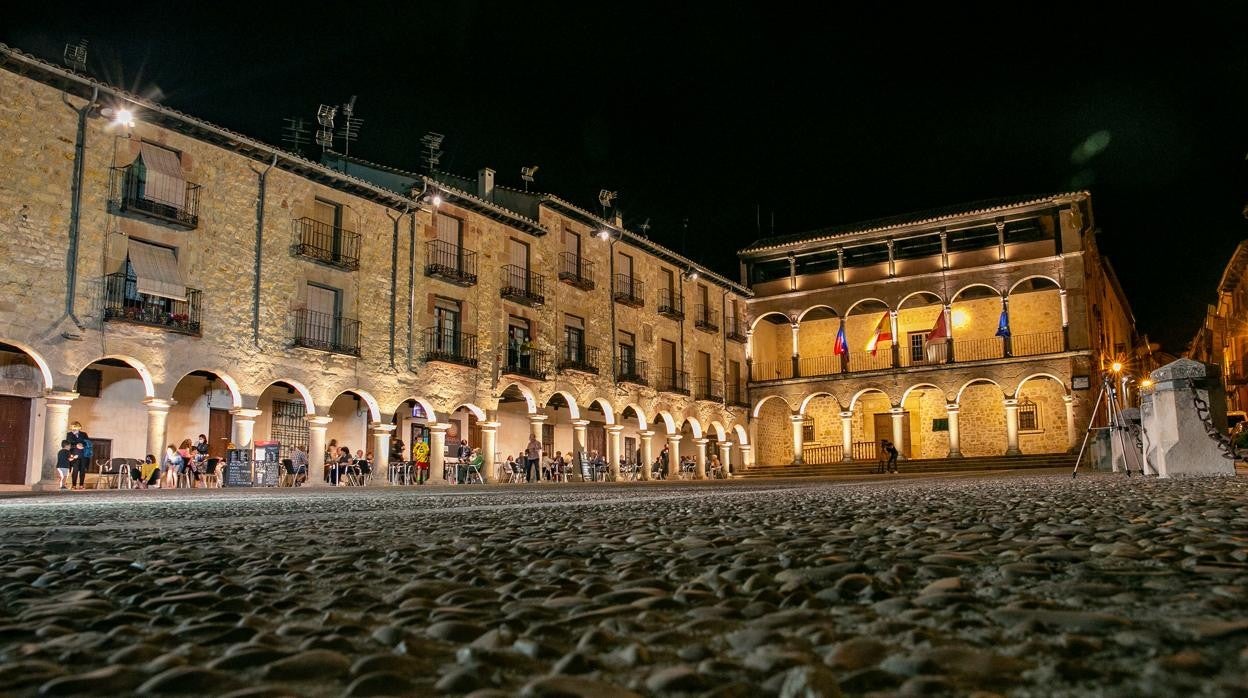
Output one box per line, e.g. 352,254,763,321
2,471,1245,696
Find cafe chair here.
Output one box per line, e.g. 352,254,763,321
201,458,221,488
95,459,122,489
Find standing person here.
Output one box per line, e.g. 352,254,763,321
524,433,542,483
193,434,210,466
67,421,89,450
178,438,199,487
412,438,430,485
660,445,670,478
290,445,309,486
55,440,72,490
71,441,90,490
885,440,900,473
708,452,722,479
163,445,182,488
876,440,890,474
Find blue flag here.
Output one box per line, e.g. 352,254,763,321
834,324,848,355
995,309,1011,338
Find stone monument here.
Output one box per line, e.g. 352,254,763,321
1141,359,1236,478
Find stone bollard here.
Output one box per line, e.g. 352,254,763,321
1141,359,1235,478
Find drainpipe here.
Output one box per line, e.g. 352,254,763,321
408,213,417,370
721,287,730,406
608,236,618,384
62,86,98,329
250,154,278,347
386,206,409,369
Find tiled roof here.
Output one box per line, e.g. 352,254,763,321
740,192,1088,256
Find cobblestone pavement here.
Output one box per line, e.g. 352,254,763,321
1,472,1246,697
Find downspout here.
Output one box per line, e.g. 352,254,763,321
250,154,277,347
721,287,730,407
62,86,98,329
386,206,409,369
407,212,417,370
608,238,618,384
678,276,687,391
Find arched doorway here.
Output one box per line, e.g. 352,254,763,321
950,285,1005,361
69,357,155,466
797,306,841,376
0,342,48,484
1015,374,1071,454
255,381,315,462
845,299,892,372
956,379,1007,456
168,371,241,459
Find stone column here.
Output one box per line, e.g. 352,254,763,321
943,305,955,362
840,411,854,461
946,404,963,458
570,417,589,460
718,441,733,477
230,408,263,448
605,424,624,480
889,310,901,368
369,423,395,484
428,423,449,484
41,391,77,484
666,434,682,478
1063,395,1078,451
143,398,173,464
790,414,805,464
693,437,709,479
306,415,332,486
889,407,906,458
1003,398,1022,455
1059,289,1070,350
479,421,499,483
638,430,654,480
739,444,754,470
790,322,801,378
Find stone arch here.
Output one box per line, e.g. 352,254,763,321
799,391,840,415
749,311,793,332
708,420,728,441
901,382,944,405
797,304,840,322
951,283,1003,302
586,397,615,424
733,423,749,446
620,403,649,431
393,396,437,422
79,355,155,398
681,416,704,439
845,297,892,315
261,379,317,415
0,339,52,390
849,387,892,410
171,369,243,409
1008,275,1062,294
545,390,581,420
498,382,537,413
334,389,381,423
955,378,1005,404
652,410,677,435
452,402,487,421
897,290,945,309
1013,372,1068,397
751,394,794,418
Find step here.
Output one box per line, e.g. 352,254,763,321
740,454,1074,478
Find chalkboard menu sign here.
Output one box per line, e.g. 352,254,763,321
223,449,253,487
253,441,281,487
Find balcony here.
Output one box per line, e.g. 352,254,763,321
102,273,202,336
899,341,949,368
658,289,685,321
422,327,478,367
558,344,601,375
693,377,724,402
1010,330,1065,357
293,309,360,356
108,165,200,230
657,367,690,395
294,218,361,271
725,316,748,343
503,347,550,381
952,337,1005,362
500,265,545,307
1226,361,1247,386
613,274,645,308
557,253,595,291
694,305,719,334
803,441,878,464
726,384,749,408
425,240,478,287
752,359,795,381
616,357,648,386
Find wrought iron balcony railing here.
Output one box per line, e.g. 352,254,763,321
657,367,690,395
657,289,685,320
557,252,595,291
422,327,478,367
102,273,202,336
725,316,748,343
294,218,361,271
726,383,749,408
108,165,201,229
500,265,545,307
425,240,478,286
558,344,601,374
293,309,360,356
694,304,719,334
693,377,724,402
613,274,645,308
503,346,550,380
1010,330,1065,357
616,357,648,386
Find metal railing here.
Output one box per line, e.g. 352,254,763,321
294,218,361,271
694,304,719,333
558,344,600,374
1227,361,1247,386
847,348,893,373
108,165,200,229
1010,330,1064,357
293,309,360,356
616,357,648,385
102,273,202,336
752,359,795,381
693,377,724,402
725,316,748,343
422,327,478,367
953,337,1004,362
657,289,684,320
425,240,478,286
799,355,842,377
657,367,690,395
613,274,645,307
726,383,748,407
503,347,550,380
899,341,949,367
500,265,545,306
557,252,595,290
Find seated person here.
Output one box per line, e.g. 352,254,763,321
552,451,566,482
541,453,554,481
131,455,161,489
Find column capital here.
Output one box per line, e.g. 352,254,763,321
427,422,451,433
666,434,683,443
143,397,175,412
369,422,397,434
231,407,263,420
945,403,960,413
605,424,624,433
528,414,550,424
305,414,333,428
1003,398,1019,408
839,411,853,419
1062,394,1074,404
570,419,591,428
889,406,905,415
693,437,710,446
789,413,807,423
639,430,655,438
718,441,734,448
739,444,752,452
478,420,500,431
44,390,78,406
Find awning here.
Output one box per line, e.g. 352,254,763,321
138,143,186,210
127,239,186,301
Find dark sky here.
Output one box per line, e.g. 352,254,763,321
5,3,1246,351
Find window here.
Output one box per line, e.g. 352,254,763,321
617,252,634,278
946,225,999,253
1018,399,1039,431
507,316,531,369
437,214,463,248
660,339,677,371
564,314,585,361
932,418,949,432
434,297,461,352
842,242,890,268
619,330,636,370
136,142,187,210
662,268,675,294
892,234,943,261
908,331,928,363
697,351,711,382
270,399,310,463
508,238,529,273
304,283,341,344
802,416,815,442
562,229,581,260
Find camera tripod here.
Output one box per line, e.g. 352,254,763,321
1071,372,1145,478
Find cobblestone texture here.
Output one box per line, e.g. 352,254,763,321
1,473,1246,696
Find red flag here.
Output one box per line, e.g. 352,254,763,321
926,309,948,344
865,311,892,356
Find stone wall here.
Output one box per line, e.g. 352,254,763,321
958,383,1008,456
1017,377,1069,454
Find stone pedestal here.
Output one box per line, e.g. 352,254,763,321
40,391,77,485
1142,359,1235,478
144,398,173,464
369,423,395,485
231,408,263,449
479,421,499,483
305,415,332,486
428,423,450,484
638,431,654,480
718,441,733,477
693,437,708,479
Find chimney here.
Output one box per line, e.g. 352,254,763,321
477,167,495,202
612,211,623,228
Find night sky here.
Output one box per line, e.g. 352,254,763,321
5,4,1246,352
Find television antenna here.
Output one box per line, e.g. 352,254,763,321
63,40,88,73
638,218,651,237
337,95,364,158
521,166,538,191
281,117,310,155
598,189,617,218
315,104,337,153
420,132,445,172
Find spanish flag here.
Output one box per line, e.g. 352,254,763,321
865,311,892,356
926,309,949,345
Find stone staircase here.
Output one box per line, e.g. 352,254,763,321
738,453,1077,479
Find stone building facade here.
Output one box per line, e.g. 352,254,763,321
0,44,750,488
739,193,1136,466
1189,240,1248,413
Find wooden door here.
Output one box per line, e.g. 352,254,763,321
872,412,911,458
90,438,113,470
588,425,606,458
208,408,233,458
0,396,30,484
